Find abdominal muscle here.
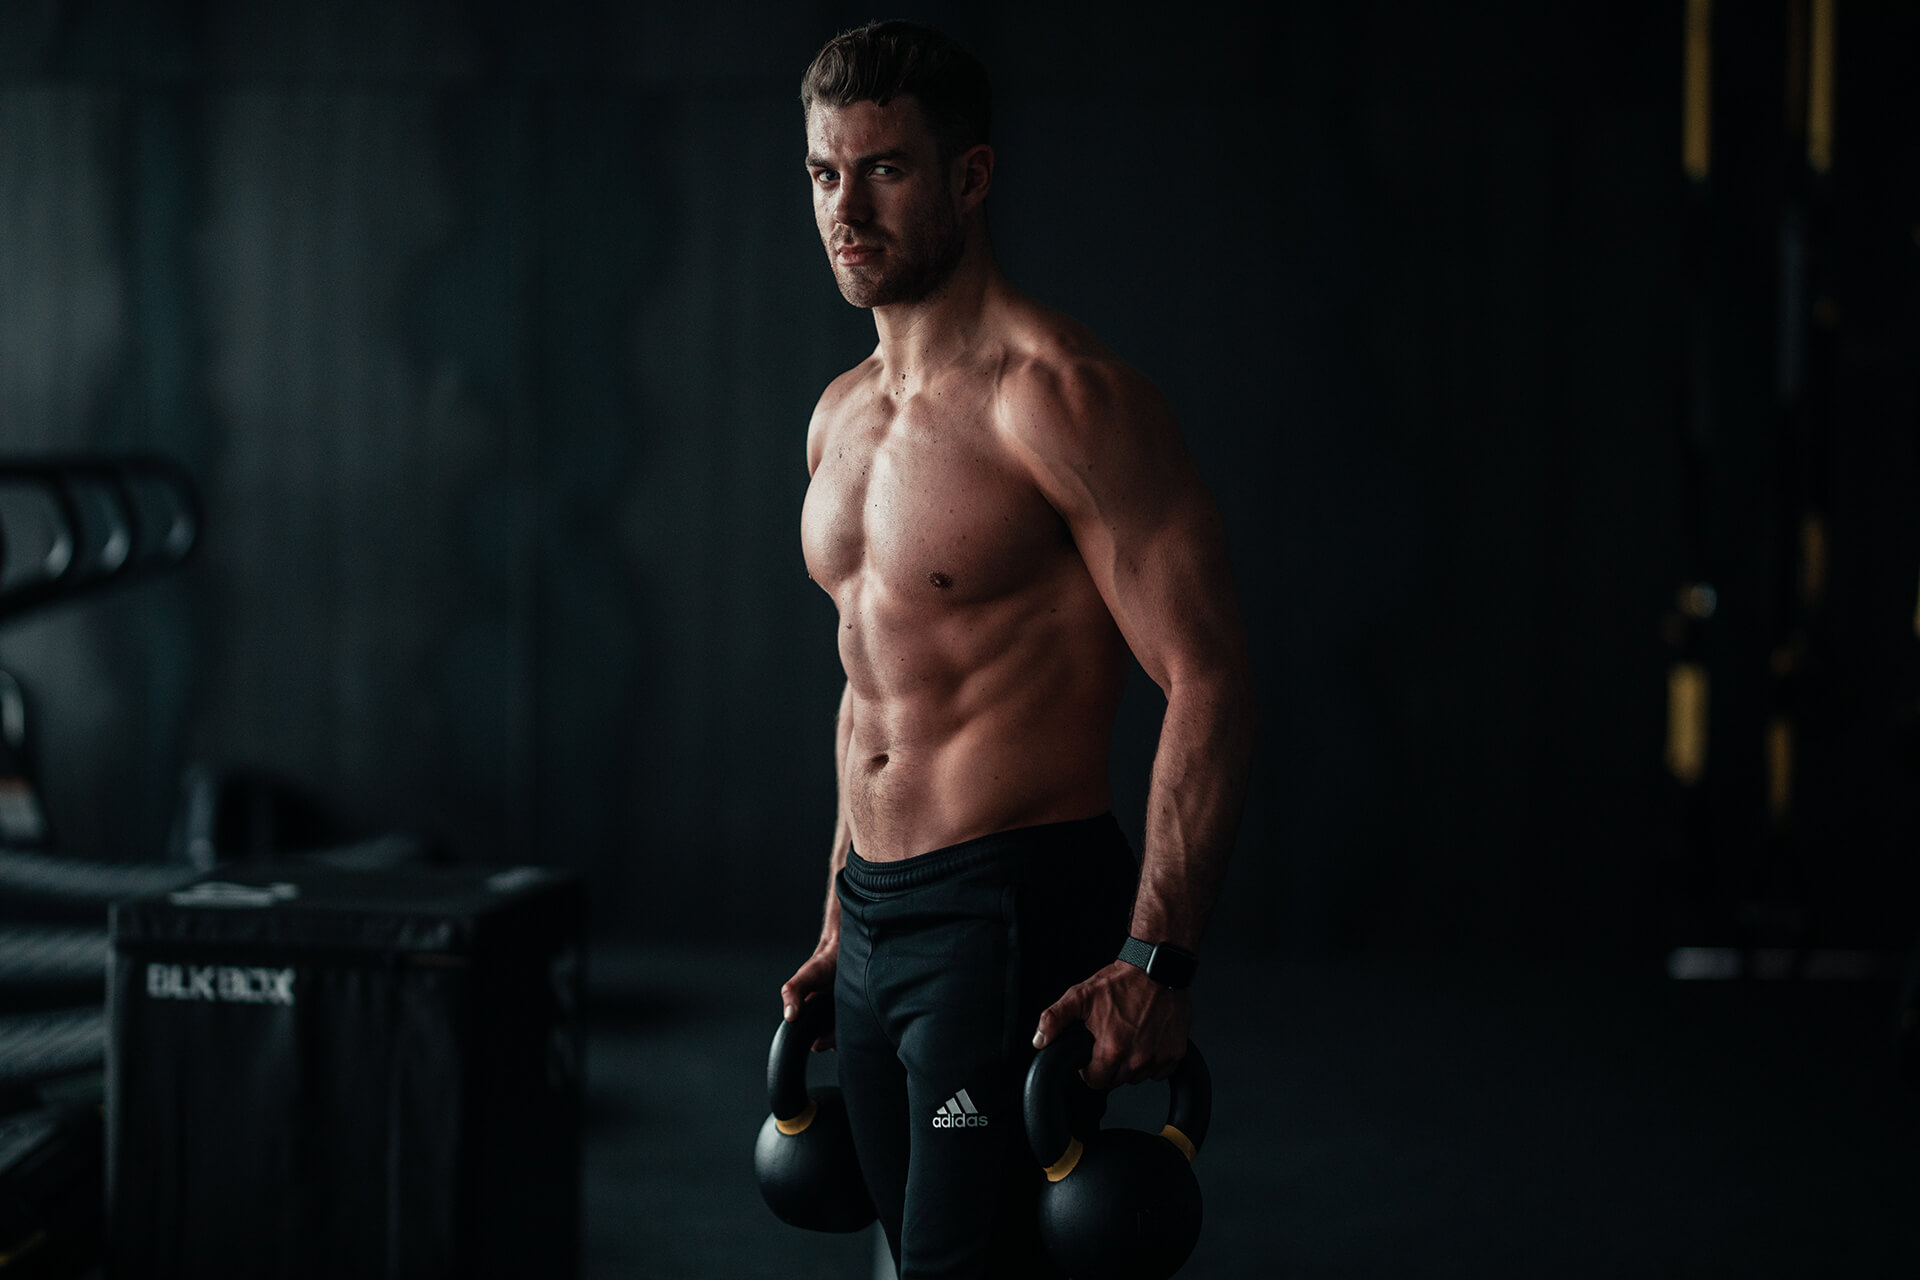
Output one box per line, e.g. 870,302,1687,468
839,572,1129,863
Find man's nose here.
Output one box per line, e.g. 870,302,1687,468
832,177,870,227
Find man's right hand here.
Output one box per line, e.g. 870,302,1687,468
780,936,840,1051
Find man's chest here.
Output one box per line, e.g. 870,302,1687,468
801,398,1067,603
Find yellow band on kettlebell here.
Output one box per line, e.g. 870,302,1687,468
775,1100,818,1135
1161,1124,1196,1163
1044,1137,1084,1183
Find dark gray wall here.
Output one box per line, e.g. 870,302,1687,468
0,0,1914,961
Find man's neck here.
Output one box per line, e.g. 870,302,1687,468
870,240,1006,390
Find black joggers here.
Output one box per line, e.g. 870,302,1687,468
834,813,1137,1280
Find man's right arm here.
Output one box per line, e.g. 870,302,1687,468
779,681,852,1046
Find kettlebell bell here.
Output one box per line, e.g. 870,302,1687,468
753,994,875,1233
1024,1024,1212,1279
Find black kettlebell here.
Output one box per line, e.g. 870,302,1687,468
753,994,875,1233
1024,1024,1212,1279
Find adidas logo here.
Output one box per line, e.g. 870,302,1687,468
931,1089,989,1129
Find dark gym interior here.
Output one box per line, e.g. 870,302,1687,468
2,1,1917,1276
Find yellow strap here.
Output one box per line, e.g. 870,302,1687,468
1044,1137,1084,1183
1683,0,1713,180
775,1099,818,1136
1161,1124,1197,1163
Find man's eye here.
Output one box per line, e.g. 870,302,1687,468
813,170,837,185
870,165,897,176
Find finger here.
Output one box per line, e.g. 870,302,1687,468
784,951,838,1007
813,1030,837,1053
1033,986,1088,1049
1083,1046,1120,1091
1078,1019,1126,1090
1098,1022,1168,1090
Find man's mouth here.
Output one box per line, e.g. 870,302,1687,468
835,243,882,265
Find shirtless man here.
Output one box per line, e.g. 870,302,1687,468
779,21,1254,1278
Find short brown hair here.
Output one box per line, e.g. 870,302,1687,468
800,20,991,160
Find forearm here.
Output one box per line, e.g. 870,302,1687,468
1129,671,1256,950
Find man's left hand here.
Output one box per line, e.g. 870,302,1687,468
1033,961,1191,1089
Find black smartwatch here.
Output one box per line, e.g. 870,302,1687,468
1117,936,1199,989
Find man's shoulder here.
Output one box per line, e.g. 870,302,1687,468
805,352,883,467
815,351,884,418
992,304,1167,456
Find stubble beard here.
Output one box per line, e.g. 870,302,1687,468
830,207,966,310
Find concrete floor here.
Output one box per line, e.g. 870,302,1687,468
582,946,1920,1278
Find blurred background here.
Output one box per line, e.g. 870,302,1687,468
2,0,1917,1276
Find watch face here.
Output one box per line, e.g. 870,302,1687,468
1149,945,1198,989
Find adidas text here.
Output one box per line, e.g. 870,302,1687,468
931,1089,988,1129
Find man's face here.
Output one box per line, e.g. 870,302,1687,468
805,97,966,309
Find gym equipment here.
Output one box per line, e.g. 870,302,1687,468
0,456,198,623
753,994,875,1233
1024,1026,1212,1280
0,926,108,1012
0,813,429,911
0,850,199,923
107,862,584,1279
0,1009,105,1092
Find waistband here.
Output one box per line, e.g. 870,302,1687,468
844,813,1125,894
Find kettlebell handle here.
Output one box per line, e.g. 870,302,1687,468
768,995,835,1121
1024,1024,1212,1170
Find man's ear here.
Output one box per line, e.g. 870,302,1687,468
954,143,994,212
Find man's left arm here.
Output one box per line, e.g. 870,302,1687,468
1001,357,1256,1089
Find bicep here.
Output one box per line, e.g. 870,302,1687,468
1089,476,1247,694
1009,369,1247,693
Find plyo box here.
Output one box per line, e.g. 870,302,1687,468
106,862,584,1279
